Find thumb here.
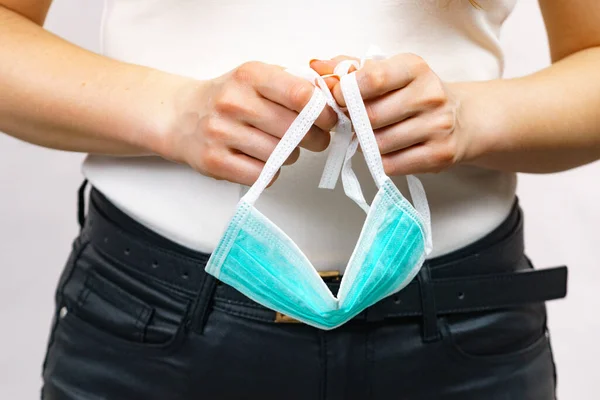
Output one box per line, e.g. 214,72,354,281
330,55,360,72
309,59,338,76
322,75,340,91
309,55,359,75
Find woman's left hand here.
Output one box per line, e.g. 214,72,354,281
311,54,473,175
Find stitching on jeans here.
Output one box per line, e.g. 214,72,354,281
213,304,274,323
190,274,218,334
134,305,152,342
76,287,90,309
133,306,145,342
85,271,152,319
43,238,90,374
213,297,268,310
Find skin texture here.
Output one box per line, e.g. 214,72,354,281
0,3,338,186
310,0,600,175
1,1,600,184
164,63,338,185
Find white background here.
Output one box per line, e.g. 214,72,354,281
0,0,598,398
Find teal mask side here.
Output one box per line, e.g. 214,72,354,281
207,203,340,329
205,64,433,330
338,178,426,316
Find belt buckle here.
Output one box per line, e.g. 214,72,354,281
274,313,303,323
274,270,341,324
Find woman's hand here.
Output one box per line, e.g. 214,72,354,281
311,54,472,175
0,3,340,182
160,62,338,186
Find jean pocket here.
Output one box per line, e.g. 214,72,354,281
43,236,90,372
73,270,154,342
440,303,550,365
56,244,192,355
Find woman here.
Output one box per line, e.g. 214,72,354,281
0,0,596,398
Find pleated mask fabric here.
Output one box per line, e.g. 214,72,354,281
205,51,433,330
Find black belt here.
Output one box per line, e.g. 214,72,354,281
356,267,566,321
211,266,567,324
84,185,568,326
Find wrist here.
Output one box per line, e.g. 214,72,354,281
449,80,508,166
133,69,210,162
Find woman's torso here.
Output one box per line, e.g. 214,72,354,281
84,0,518,271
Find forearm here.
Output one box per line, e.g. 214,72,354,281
455,47,600,173
0,6,195,156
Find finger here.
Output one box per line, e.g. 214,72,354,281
310,59,337,76
230,126,299,166
361,89,422,130
283,147,301,165
375,117,436,154
211,151,265,186
227,125,278,162
267,169,281,188
331,55,359,73
323,75,339,91
238,99,331,152
313,104,338,134
371,77,450,130
225,153,282,187
253,66,338,131
309,56,358,75
382,143,454,176
332,53,423,107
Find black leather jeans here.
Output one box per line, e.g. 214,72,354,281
41,188,564,399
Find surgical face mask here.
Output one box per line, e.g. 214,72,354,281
205,55,433,330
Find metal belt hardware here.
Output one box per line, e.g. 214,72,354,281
274,270,341,323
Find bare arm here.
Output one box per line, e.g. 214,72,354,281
453,0,600,173
0,1,189,155
0,1,336,184
312,0,600,175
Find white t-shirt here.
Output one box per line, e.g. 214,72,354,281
84,0,518,271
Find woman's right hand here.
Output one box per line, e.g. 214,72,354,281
0,2,336,185
158,62,339,186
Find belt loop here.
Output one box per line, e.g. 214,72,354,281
190,273,218,334
417,264,441,343
77,179,89,230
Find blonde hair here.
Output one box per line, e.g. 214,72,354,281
468,0,481,8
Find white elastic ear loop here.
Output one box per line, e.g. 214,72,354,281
334,59,360,76
286,66,354,190
313,73,354,190
340,136,370,213
339,72,388,189
332,59,371,213
241,88,327,205
318,109,352,190
341,53,433,250
406,175,433,254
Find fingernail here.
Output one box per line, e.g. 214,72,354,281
322,73,340,81
309,59,320,66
